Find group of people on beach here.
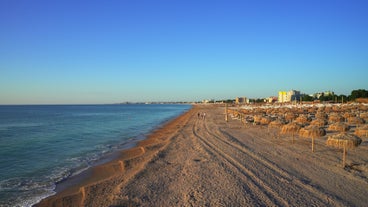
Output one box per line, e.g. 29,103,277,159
197,112,206,120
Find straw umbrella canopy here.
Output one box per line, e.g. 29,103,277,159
343,112,355,120
281,122,302,135
230,110,241,119
299,126,326,152
328,113,344,123
360,112,368,123
307,107,317,114
327,122,350,132
358,104,368,111
244,115,254,124
295,108,306,115
253,115,263,125
347,117,365,126
324,106,333,113
268,119,286,138
280,122,301,143
316,112,328,120
240,109,250,115
260,117,272,125
276,108,288,117
269,119,286,128
228,109,237,118
326,133,362,167
317,106,326,114
310,119,328,127
266,108,275,115
294,115,311,126
354,125,368,137
285,112,297,123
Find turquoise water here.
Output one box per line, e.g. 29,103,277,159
0,104,191,207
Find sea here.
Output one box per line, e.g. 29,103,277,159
0,104,191,207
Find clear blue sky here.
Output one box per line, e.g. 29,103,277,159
1,0,367,104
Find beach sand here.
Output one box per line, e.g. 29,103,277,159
35,104,368,207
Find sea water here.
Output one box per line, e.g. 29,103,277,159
0,104,191,207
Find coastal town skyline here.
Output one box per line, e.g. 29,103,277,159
1,0,368,104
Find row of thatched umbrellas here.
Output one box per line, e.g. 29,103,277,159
226,103,367,167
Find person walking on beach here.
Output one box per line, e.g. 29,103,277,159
198,112,200,119
203,112,206,120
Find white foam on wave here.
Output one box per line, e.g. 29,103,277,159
15,190,56,207
0,177,56,207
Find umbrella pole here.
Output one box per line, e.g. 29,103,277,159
225,104,228,122
312,137,315,152
342,143,346,168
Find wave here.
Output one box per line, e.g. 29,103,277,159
0,177,55,207
0,123,44,131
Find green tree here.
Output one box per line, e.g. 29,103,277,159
338,94,348,103
319,94,334,102
223,99,235,103
301,94,314,102
349,89,368,100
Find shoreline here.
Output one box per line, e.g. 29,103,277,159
35,103,368,206
53,106,191,194
34,105,196,207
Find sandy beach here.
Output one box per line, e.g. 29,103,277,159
35,104,368,207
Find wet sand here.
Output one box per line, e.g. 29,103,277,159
35,104,368,207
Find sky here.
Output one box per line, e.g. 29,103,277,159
1,0,367,104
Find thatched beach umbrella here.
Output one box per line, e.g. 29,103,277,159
343,112,355,120
253,115,263,125
276,108,288,117
327,122,350,132
326,133,362,167
358,104,368,111
360,112,368,123
316,112,328,120
280,122,301,143
310,119,327,127
230,110,240,120
354,125,368,137
266,108,274,115
328,113,344,123
347,116,365,126
268,119,286,138
269,119,286,128
324,106,333,113
295,108,306,115
260,117,272,125
299,126,326,152
294,115,311,126
307,107,317,114
285,112,297,123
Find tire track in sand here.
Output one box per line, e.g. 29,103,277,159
193,119,289,206
201,115,347,207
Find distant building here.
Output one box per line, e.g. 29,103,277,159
266,96,278,103
235,97,248,104
278,90,301,103
202,99,214,104
313,91,335,99
289,90,301,102
278,91,288,103
324,91,334,96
